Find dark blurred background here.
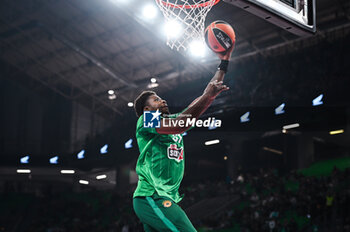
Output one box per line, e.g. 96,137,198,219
0,0,350,231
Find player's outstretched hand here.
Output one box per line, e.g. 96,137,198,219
216,45,234,61
203,80,229,99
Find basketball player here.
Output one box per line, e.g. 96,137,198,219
132,47,233,232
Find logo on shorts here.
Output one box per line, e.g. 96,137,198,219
162,200,172,208
167,144,183,162
143,110,161,128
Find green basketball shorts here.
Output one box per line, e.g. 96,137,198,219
133,193,196,232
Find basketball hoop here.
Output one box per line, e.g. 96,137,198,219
155,0,220,51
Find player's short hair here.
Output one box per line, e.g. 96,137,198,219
134,91,156,117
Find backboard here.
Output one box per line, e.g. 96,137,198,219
224,0,316,36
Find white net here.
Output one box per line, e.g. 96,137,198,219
155,0,218,51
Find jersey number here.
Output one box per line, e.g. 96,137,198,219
172,134,182,143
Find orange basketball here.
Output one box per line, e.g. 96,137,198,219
205,20,236,53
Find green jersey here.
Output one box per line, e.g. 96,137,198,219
133,114,185,203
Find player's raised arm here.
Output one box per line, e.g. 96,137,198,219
156,79,229,134
156,47,234,135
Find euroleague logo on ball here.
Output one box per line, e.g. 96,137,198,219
205,20,236,53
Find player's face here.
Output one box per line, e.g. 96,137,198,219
146,95,170,115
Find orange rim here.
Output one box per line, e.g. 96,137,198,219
157,0,220,9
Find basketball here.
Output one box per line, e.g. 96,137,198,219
204,20,236,53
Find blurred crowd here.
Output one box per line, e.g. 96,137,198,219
1,166,349,232
187,167,350,232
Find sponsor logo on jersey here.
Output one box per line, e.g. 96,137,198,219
143,110,161,128
167,144,183,162
162,200,172,208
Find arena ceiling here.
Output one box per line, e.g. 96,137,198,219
0,0,349,117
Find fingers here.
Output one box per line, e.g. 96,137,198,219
211,81,230,91
211,80,223,85
217,45,234,60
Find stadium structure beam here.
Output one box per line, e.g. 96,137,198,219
0,18,128,107
0,37,121,115
2,1,137,89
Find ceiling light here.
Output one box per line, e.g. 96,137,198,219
17,169,31,174
96,174,107,180
142,4,158,19
79,180,89,185
189,40,207,57
148,83,159,89
205,139,220,146
262,147,283,155
128,102,134,107
108,90,114,95
329,129,344,135
164,21,183,39
224,156,228,160
108,94,116,100
283,123,300,130
61,170,75,174
150,77,157,83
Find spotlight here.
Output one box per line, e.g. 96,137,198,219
110,0,129,4
128,102,134,107
108,90,114,95
164,20,183,39
150,77,157,83
189,40,206,57
142,4,158,19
